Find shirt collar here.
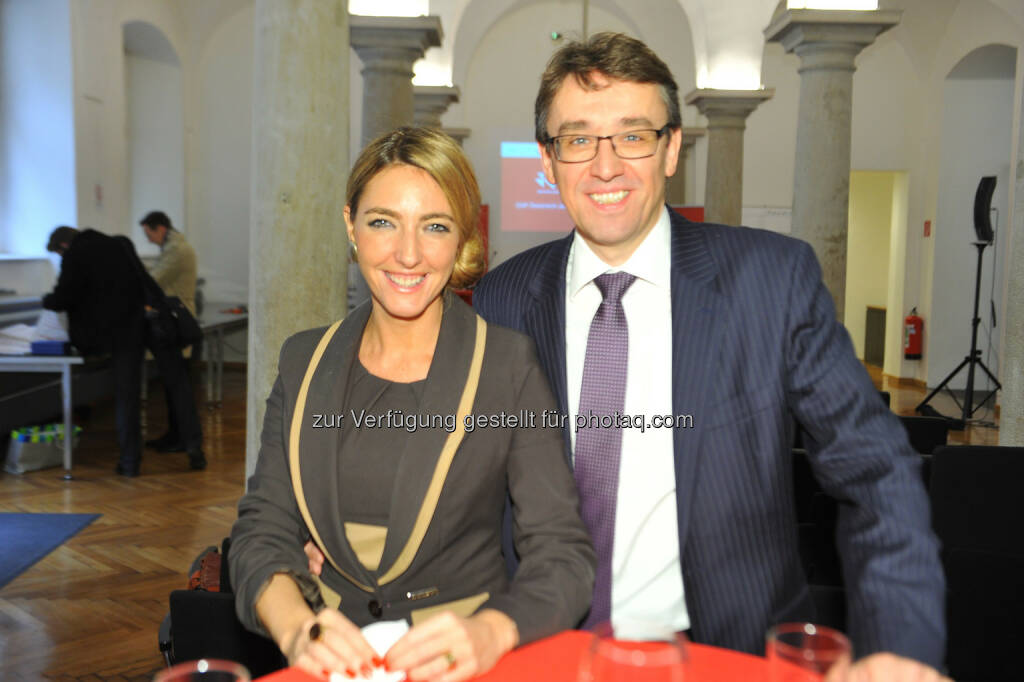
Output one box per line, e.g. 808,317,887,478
567,206,672,299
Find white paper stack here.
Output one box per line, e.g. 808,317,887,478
0,323,33,354
0,311,69,355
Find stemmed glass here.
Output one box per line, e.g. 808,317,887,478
766,623,851,681
578,620,689,682
153,659,251,682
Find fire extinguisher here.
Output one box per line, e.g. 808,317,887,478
904,308,923,360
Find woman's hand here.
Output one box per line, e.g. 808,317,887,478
384,609,519,682
256,574,379,679
280,608,382,680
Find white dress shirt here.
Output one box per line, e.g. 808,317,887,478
565,207,689,632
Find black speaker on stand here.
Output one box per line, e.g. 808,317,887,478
916,176,1001,429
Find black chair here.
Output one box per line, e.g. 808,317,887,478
929,445,1024,681
808,584,846,633
897,416,949,455
160,538,286,678
930,445,1024,556
792,448,818,523
942,548,1023,681
792,449,843,589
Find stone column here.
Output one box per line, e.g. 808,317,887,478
443,127,471,147
1000,85,1024,445
665,127,705,205
685,90,773,226
350,15,442,147
248,1,349,478
766,9,900,321
414,85,460,128
348,16,442,311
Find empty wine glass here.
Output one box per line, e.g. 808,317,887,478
766,623,851,681
153,659,250,682
578,620,688,682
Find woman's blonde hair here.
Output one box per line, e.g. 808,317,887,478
346,127,485,289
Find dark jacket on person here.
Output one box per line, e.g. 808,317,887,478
42,228,145,355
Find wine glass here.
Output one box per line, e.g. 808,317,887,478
766,623,851,682
153,659,250,682
578,620,689,682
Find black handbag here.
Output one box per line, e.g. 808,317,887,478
146,295,202,349
120,238,203,349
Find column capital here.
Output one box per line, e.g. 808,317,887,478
442,127,471,146
684,89,774,130
681,127,705,151
765,9,901,69
414,85,460,128
350,15,442,68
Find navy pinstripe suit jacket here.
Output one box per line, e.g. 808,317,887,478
473,209,945,666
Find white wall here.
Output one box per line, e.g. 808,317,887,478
0,0,76,258
188,4,252,305
126,54,184,256
929,72,1014,390
846,171,895,361
884,171,910,378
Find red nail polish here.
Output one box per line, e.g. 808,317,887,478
345,668,356,679
383,659,392,672
373,656,385,668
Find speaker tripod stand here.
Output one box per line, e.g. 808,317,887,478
916,242,1001,430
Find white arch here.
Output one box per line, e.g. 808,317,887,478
450,0,696,93
123,21,180,65
678,0,779,89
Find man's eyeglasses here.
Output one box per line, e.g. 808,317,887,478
545,124,672,163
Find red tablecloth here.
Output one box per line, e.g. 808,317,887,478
255,630,770,682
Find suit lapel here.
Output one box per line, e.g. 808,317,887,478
298,304,378,588
668,213,725,555
375,294,475,576
523,234,573,464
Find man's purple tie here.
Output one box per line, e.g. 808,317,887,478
575,271,636,629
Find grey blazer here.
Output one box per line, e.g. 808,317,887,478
230,294,595,645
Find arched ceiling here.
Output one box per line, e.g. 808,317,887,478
123,20,180,65
371,0,781,91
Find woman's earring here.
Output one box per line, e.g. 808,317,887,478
349,241,358,262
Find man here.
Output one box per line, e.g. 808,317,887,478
473,33,947,681
139,210,203,459
43,226,147,476
43,225,205,475
140,211,198,316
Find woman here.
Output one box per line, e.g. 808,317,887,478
230,127,595,682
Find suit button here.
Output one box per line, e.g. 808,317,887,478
368,599,383,618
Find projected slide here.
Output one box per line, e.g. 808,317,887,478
500,142,571,232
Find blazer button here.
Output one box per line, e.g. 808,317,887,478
368,599,383,619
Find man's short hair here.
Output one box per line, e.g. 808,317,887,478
46,226,79,253
140,211,172,230
534,32,682,143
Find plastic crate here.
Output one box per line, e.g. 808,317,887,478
4,424,81,474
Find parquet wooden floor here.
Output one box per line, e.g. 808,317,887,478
0,370,248,681
0,363,999,681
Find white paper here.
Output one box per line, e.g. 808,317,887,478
0,324,32,354
327,620,410,682
0,323,35,342
32,310,69,341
